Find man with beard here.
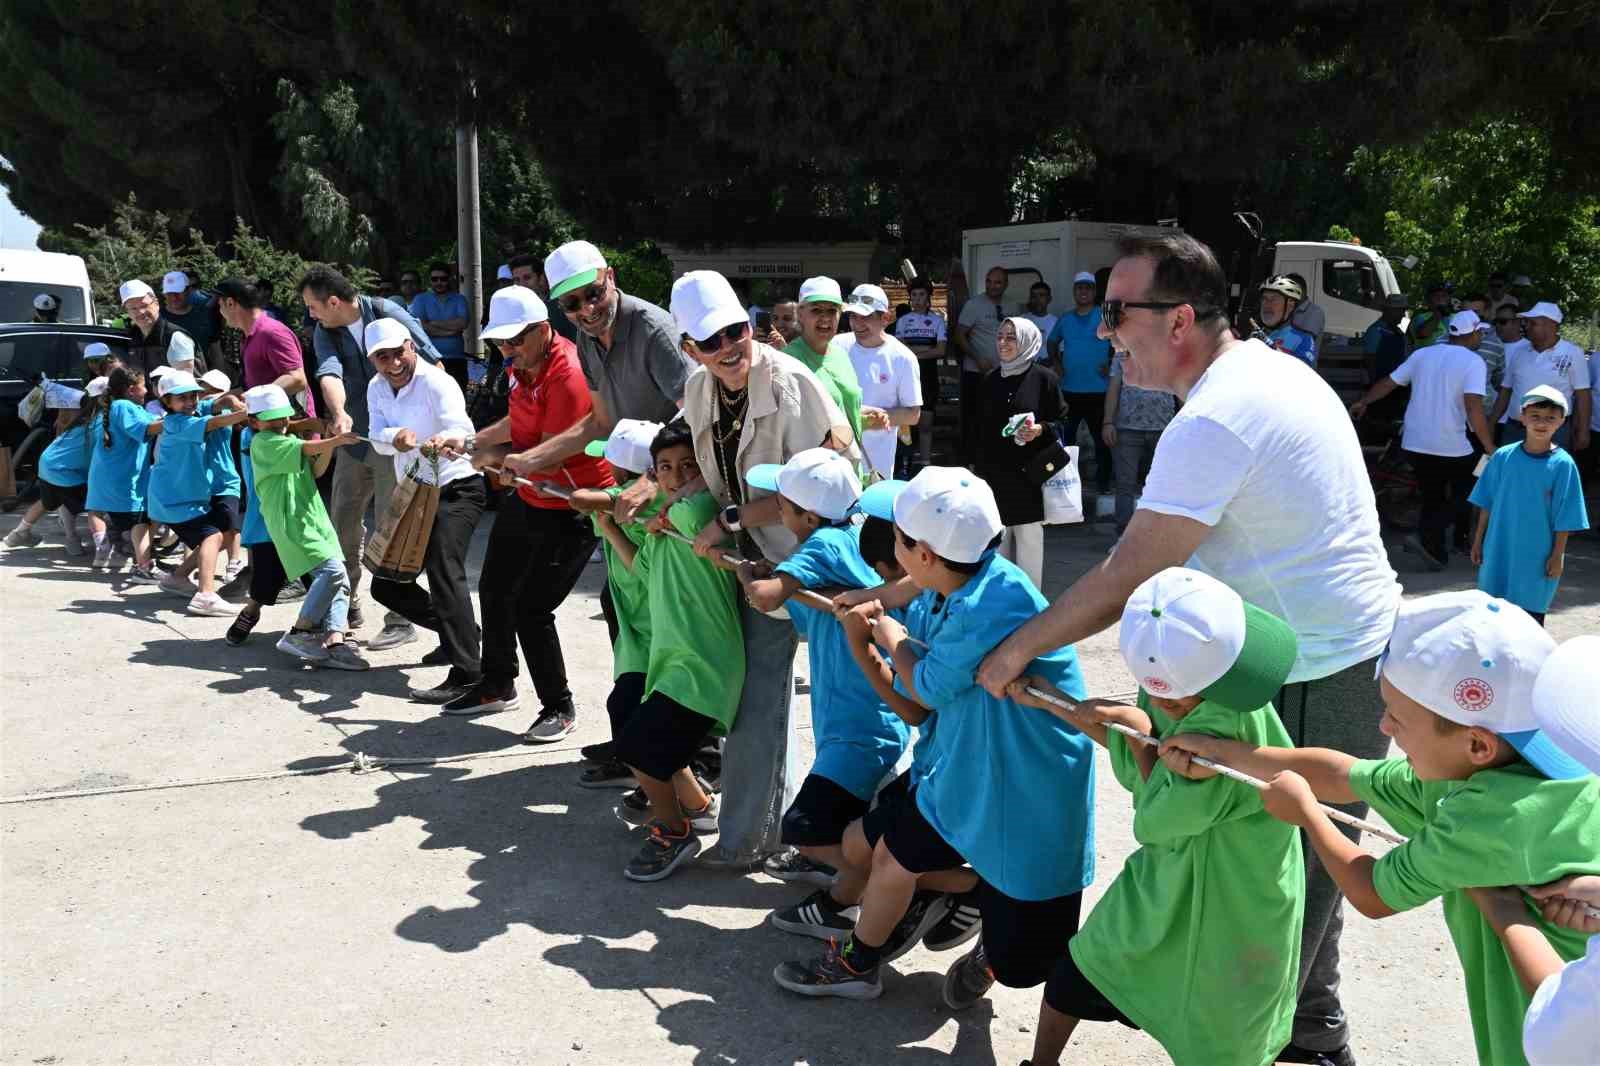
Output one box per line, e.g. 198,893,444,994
117,279,200,378
955,266,1007,462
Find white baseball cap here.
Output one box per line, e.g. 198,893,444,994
857,466,1001,564
670,270,747,344
745,447,863,522
149,366,174,380
1380,590,1582,779
44,381,85,409
244,383,293,420
1511,274,1534,287
1522,384,1569,414
157,370,201,398
198,369,231,393
482,285,549,341
1119,567,1298,709
32,293,59,312
1073,271,1096,285
798,276,844,306
844,284,890,316
1518,301,1564,324
496,263,513,281
1530,635,1600,777
1448,310,1485,336
545,240,608,300
1524,939,1600,1066
583,418,663,475
166,332,196,366
84,341,112,361
363,317,411,355
118,279,154,304
85,376,110,398
161,270,190,294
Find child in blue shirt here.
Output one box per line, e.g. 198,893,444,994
85,367,165,584
197,370,245,581
147,371,249,616
1470,386,1589,625
774,467,1095,1008
735,451,913,941
2,386,96,556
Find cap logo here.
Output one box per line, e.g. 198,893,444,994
1453,678,1494,713
1143,677,1172,694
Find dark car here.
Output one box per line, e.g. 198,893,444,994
0,323,132,495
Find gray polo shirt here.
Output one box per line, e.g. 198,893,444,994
576,291,694,423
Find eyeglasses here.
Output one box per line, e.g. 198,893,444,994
494,324,545,350
558,280,609,315
429,275,449,283
689,323,748,354
1101,299,1220,331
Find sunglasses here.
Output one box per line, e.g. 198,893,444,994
1101,299,1220,331
494,324,545,349
690,322,748,354
429,276,449,284
558,280,609,315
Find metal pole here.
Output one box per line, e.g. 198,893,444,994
455,110,483,360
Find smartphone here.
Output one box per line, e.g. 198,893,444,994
755,311,773,334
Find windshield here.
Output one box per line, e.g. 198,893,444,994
0,281,90,324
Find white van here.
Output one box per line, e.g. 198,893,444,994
0,250,96,324
1269,241,1403,340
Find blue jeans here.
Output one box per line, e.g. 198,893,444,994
297,558,350,633
714,603,802,860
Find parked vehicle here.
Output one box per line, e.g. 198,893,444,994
961,220,1176,316
0,323,131,501
0,250,97,324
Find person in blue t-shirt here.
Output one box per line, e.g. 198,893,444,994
196,370,246,581
1257,275,1318,367
1046,272,1114,495
774,467,1095,1008
408,264,470,390
146,371,249,616
85,367,166,584
1469,387,1590,625
2,388,98,556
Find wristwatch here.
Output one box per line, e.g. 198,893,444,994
719,505,742,533
463,434,477,455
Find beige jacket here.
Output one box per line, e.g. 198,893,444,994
685,343,858,561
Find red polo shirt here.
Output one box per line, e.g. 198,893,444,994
508,334,614,508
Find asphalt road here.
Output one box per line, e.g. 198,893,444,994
2,508,1595,1065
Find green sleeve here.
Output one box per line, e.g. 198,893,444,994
1131,751,1259,845
1369,777,1519,913
667,490,720,538
1105,729,1144,795
1348,758,1429,838
249,431,305,478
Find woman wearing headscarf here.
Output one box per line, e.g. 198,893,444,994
975,315,1064,589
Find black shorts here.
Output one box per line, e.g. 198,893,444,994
104,510,147,534
978,881,1083,989
918,356,941,411
860,770,913,848
210,494,241,532
879,786,967,874
613,690,717,782
782,773,870,848
606,672,648,739
1043,942,1137,1026
39,480,87,514
249,540,288,607
167,498,233,549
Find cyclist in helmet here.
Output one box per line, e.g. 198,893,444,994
1407,281,1453,350
1256,275,1317,366
31,293,60,323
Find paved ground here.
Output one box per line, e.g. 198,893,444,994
2,506,1595,1065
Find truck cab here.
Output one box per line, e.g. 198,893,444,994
1269,241,1402,342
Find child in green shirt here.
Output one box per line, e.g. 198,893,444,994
608,422,744,884
1011,567,1304,1066
1163,590,1600,1066
242,384,365,671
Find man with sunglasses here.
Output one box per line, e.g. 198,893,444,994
979,232,1401,1066
410,264,470,391
509,252,578,344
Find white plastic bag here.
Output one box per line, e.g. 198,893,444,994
18,380,47,428
1043,445,1083,525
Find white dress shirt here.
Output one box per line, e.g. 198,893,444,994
366,360,477,485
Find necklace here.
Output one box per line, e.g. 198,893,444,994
715,380,748,435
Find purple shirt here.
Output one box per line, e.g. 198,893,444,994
243,313,315,418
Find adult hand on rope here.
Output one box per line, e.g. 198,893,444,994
1526,875,1600,934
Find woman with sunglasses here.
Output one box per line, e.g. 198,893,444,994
671,270,859,871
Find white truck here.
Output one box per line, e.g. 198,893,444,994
0,249,96,324
1268,240,1404,341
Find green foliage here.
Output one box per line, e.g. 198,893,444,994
599,242,673,308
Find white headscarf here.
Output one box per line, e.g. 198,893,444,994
999,316,1043,377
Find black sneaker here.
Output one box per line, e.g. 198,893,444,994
409,669,479,704
623,821,701,882
941,942,995,1010
1276,1044,1357,1066
615,786,652,829
578,760,637,789
216,568,252,602
922,888,983,952
580,740,616,762
880,889,955,963
769,889,858,940
419,643,451,666
224,607,260,647
522,704,576,744
772,938,882,1000
763,849,837,887
277,578,307,603
440,680,521,717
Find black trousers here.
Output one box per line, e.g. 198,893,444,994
1062,391,1113,492
371,475,486,676
960,370,983,465
477,493,598,709
1405,450,1476,561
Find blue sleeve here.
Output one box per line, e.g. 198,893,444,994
913,582,1035,707
1468,451,1503,509
1552,456,1590,532
1047,317,1066,347
775,536,838,589
1362,323,1380,355
379,298,442,364
111,401,151,442
314,326,342,380
167,414,208,445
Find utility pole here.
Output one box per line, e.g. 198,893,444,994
455,84,483,360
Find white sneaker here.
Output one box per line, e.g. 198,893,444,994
187,591,233,617
160,571,196,596
92,541,114,570
224,558,246,582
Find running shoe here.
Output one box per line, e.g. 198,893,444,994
623,821,701,882
772,938,882,1000
769,889,859,940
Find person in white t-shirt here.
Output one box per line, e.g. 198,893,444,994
842,284,921,479
1351,310,1497,568
1020,279,1058,338
977,232,1401,1066
892,277,948,471
1491,302,1591,451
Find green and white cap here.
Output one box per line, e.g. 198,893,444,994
545,240,608,300
583,418,663,475
1120,567,1298,709
798,276,843,306
244,383,293,422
